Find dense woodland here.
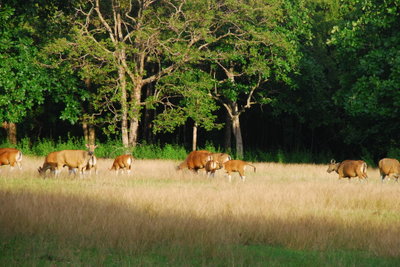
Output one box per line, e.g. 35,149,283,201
0,0,399,161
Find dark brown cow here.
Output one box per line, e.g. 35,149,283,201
378,158,400,182
327,159,368,181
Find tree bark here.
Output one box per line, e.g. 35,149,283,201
82,121,89,144
128,82,142,147
231,114,243,158
88,125,96,145
192,122,198,151
224,111,232,152
118,62,129,147
2,122,17,145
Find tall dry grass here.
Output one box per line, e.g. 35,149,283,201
0,156,400,257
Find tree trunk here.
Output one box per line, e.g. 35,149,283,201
128,82,142,147
2,122,17,145
224,111,232,152
88,125,96,145
192,122,198,151
118,54,129,147
82,121,89,144
232,114,243,158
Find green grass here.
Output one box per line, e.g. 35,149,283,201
1,236,399,266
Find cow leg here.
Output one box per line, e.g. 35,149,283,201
227,172,232,182
239,170,245,182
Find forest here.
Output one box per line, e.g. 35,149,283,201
1,0,399,162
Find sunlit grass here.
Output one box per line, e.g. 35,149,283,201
1,156,400,264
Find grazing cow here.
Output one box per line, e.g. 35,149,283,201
39,152,97,176
378,158,400,182
55,144,98,176
327,159,368,181
223,160,256,182
110,154,134,174
38,151,75,176
177,150,212,172
0,148,22,170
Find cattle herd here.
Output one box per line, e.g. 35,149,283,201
0,146,399,182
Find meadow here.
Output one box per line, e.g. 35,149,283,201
1,156,400,266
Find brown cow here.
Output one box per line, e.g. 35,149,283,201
205,160,219,178
0,148,22,170
327,159,368,181
110,154,134,174
177,150,212,173
223,160,256,182
378,158,400,182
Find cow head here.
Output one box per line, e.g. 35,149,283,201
85,144,98,156
327,159,339,173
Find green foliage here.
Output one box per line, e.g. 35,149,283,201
154,69,222,133
0,6,48,123
328,0,400,153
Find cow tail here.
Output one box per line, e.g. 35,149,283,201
16,151,23,162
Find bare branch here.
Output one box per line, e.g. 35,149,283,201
94,0,116,44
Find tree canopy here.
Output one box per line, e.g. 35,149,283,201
0,0,399,161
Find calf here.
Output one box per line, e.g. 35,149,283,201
378,158,400,182
205,160,219,178
223,160,256,182
0,148,22,170
327,159,368,181
110,154,134,174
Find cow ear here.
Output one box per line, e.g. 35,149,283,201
85,144,89,148
330,159,335,164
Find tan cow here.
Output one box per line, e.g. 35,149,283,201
0,148,22,170
110,154,134,174
55,144,98,176
223,160,256,182
378,158,400,182
39,152,97,176
327,159,368,181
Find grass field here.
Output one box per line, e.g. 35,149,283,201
1,156,400,266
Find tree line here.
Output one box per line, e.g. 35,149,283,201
0,0,399,161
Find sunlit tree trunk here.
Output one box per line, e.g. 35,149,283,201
192,122,198,151
128,81,142,147
119,62,129,147
2,122,17,145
